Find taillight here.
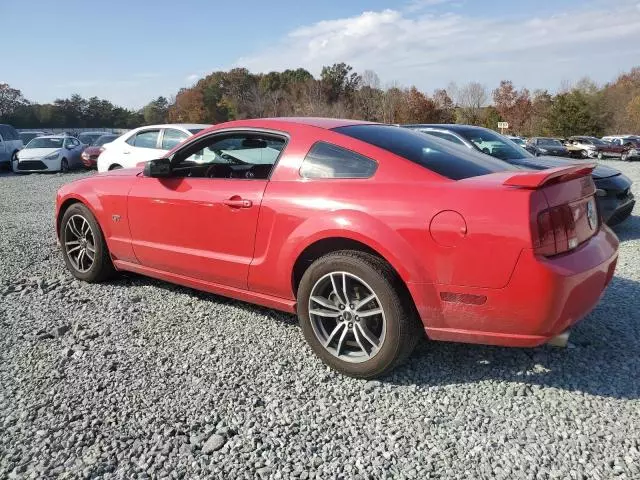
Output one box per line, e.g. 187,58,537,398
533,204,580,256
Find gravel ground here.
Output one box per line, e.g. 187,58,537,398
0,164,639,480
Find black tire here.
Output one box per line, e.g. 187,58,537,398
621,152,628,162
60,158,69,173
109,164,122,170
297,250,422,379
59,203,115,283
597,152,603,160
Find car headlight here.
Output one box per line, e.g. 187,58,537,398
44,150,61,160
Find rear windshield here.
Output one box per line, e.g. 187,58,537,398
95,134,118,146
78,133,104,145
333,124,518,180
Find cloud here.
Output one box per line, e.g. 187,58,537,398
234,0,640,91
403,0,459,13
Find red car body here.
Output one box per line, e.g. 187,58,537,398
56,118,618,351
80,146,102,168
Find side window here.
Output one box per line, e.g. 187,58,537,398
161,129,189,150
7,126,19,140
0,126,8,140
133,130,160,149
300,142,377,179
421,130,466,146
171,132,286,180
64,138,73,148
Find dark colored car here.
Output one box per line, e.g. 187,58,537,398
78,131,110,146
526,137,570,157
80,134,119,169
567,136,626,160
404,124,635,226
608,137,640,162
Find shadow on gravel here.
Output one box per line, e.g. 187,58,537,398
388,275,640,400
115,270,640,399
612,215,640,242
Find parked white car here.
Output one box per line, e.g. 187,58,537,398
14,135,83,173
97,124,210,172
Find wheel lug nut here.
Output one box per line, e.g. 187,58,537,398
339,304,345,310
349,304,354,309
355,316,359,321
348,322,353,328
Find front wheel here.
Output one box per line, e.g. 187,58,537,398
60,203,115,282
597,152,604,160
621,152,629,161
297,251,421,378
60,158,69,173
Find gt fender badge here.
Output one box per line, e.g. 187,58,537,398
112,214,121,222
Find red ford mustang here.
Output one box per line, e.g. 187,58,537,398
55,118,619,378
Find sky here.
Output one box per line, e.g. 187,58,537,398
2,0,640,109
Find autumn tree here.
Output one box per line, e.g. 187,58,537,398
167,88,206,123
451,82,488,125
433,89,455,123
320,63,361,103
492,80,532,134
0,84,27,118
143,96,169,124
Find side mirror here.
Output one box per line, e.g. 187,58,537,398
144,158,172,178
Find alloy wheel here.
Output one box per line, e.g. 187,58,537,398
64,214,96,273
308,271,386,363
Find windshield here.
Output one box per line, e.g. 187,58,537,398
456,128,531,160
333,124,518,180
95,134,118,146
19,133,41,144
538,138,562,146
26,137,64,149
78,133,104,145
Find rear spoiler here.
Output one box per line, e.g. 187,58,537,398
503,164,596,189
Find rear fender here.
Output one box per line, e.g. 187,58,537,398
285,210,434,286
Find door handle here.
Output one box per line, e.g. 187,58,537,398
223,197,252,208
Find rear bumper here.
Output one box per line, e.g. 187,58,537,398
410,226,619,347
599,191,635,226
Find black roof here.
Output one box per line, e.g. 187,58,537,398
403,124,489,132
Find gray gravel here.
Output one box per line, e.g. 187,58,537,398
1,164,639,479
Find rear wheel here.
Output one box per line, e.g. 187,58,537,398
60,203,115,283
621,151,629,161
597,152,604,160
297,251,421,378
60,158,69,173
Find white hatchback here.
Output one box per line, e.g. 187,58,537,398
97,124,210,172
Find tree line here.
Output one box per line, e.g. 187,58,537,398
1,64,639,136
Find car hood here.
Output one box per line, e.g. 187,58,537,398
19,148,60,159
513,155,620,179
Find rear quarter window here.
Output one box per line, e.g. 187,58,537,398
300,142,377,179
334,125,517,180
